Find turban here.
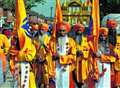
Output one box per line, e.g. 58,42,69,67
57,22,71,33
73,24,84,32
100,27,108,36
107,19,117,29
39,23,49,32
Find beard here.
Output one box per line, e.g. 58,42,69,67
57,35,68,55
76,33,82,44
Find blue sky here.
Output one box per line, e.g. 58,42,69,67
31,0,64,17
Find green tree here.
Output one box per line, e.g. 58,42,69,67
0,0,45,11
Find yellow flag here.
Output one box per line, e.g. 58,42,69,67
15,0,36,61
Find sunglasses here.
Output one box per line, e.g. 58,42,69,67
59,29,65,32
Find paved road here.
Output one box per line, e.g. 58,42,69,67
0,62,15,88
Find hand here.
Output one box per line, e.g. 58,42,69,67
9,49,19,56
91,52,98,58
52,54,59,60
76,50,83,57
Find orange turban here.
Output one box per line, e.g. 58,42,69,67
107,19,117,29
57,22,71,32
100,27,108,36
39,23,49,32
73,24,84,32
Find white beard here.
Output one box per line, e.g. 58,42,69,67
76,35,82,44
57,35,68,55
38,33,47,45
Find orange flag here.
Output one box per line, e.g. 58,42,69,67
55,0,63,23
51,0,63,54
52,0,63,38
92,0,100,52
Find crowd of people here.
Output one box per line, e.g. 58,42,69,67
0,6,120,88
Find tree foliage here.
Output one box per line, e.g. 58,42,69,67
0,0,45,11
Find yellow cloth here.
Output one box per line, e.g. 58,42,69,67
76,36,90,82
76,36,99,82
101,54,116,63
81,59,88,81
59,38,76,65
18,36,36,62
0,34,10,54
29,71,36,88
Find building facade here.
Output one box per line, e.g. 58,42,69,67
61,0,91,25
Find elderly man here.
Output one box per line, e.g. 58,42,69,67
52,22,76,88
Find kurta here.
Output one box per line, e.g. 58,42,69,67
55,36,76,88
96,38,116,88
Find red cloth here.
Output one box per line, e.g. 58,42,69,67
69,72,75,88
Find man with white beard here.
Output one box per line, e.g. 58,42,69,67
53,22,76,88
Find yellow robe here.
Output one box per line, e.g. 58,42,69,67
17,35,36,88
35,34,54,87
76,36,99,83
59,37,76,72
0,34,10,73
114,36,120,87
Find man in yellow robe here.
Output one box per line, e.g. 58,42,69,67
9,32,36,88
52,22,76,88
74,23,99,88
33,23,53,88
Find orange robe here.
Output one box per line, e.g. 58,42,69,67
0,34,10,73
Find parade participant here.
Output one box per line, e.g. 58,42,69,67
114,35,120,88
9,0,37,87
2,24,12,40
96,27,116,88
73,24,84,83
73,23,98,88
73,23,85,87
0,30,10,82
9,32,36,88
53,22,76,88
107,19,117,47
35,23,53,88
74,23,84,45
5,11,14,31
30,22,39,38
107,19,118,87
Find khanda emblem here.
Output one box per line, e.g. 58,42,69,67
21,17,32,37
